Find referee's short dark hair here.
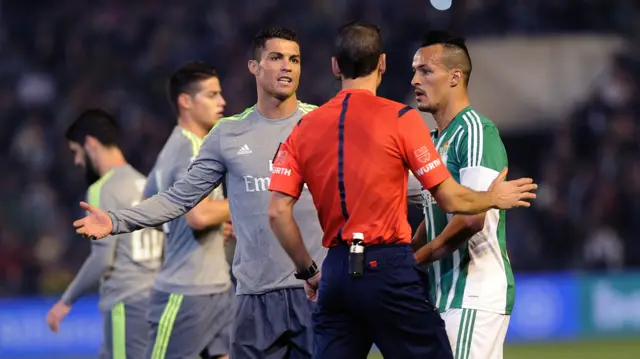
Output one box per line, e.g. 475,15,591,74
420,31,472,87
167,61,218,115
252,27,299,60
334,21,383,79
65,108,120,147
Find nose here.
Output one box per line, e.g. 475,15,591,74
411,72,420,87
281,60,292,72
220,95,227,107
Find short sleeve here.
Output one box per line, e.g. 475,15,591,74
397,108,451,190
268,124,304,198
457,123,508,191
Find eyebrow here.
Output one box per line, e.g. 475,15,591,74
268,52,301,58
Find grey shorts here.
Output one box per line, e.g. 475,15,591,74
231,288,314,359
144,288,235,359
101,295,150,359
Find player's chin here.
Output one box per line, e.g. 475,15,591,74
416,103,431,112
272,88,296,101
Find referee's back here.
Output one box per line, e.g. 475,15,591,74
292,89,448,247
268,20,454,359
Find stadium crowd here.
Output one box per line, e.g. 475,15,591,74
0,0,638,296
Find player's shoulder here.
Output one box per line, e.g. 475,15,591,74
298,101,318,115
210,106,257,133
87,170,115,206
366,97,414,118
458,107,501,136
87,165,144,208
156,127,196,165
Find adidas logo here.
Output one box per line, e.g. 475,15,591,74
237,144,252,155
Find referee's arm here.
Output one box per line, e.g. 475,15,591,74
398,109,535,214
267,128,313,273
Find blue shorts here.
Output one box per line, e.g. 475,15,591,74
231,288,314,359
100,295,150,359
313,244,453,359
144,288,235,359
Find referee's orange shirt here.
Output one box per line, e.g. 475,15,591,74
269,89,451,248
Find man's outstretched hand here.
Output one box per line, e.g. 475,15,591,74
488,167,538,209
73,201,113,239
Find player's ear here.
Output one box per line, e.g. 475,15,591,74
378,53,386,75
248,59,259,76
177,93,192,111
331,57,341,78
450,69,461,87
84,135,99,152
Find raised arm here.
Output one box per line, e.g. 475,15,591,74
74,128,227,239
397,108,536,214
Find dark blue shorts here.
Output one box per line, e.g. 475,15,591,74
231,288,314,359
313,244,453,359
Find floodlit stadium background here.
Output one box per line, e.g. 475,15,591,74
1,0,640,358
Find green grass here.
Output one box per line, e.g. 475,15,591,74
367,338,640,359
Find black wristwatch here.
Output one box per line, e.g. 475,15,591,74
294,261,319,280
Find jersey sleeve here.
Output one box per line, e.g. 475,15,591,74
268,123,304,198
108,127,227,234
456,123,508,191
397,108,451,190
61,186,118,305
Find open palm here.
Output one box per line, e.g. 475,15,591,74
488,167,538,209
73,201,113,239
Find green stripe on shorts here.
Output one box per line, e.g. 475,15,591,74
111,302,126,359
455,309,477,359
151,293,184,359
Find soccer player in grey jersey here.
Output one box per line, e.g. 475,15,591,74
141,62,234,359
47,109,163,359
74,27,326,359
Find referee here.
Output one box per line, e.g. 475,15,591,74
267,21,537,359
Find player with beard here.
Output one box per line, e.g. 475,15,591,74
47,109,164,359
72,27,326,359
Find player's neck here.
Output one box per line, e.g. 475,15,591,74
97,148,127,176
177,115,208,139
434,96,471,132
256,92,299,120
341,75,378,95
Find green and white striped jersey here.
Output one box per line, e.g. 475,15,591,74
420,106,515,315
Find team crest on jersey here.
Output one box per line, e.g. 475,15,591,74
439,141,450,163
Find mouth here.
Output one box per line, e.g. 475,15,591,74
277,76,293,84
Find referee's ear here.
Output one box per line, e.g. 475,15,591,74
378,53,386,75
331,57,342,78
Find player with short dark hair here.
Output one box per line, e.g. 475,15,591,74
252,27,298,61
47,109,164,359
266,21,537,359
142,61,233,359
72,28,325,359
411,31,514,359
